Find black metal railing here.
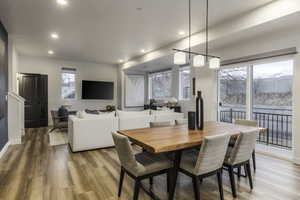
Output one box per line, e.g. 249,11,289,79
220,109,293,149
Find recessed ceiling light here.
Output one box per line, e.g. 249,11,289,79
119,59,124,63
48,50,54,55
141,49,145,53
178,31,185,35
50,32,59,39
57,0,68,6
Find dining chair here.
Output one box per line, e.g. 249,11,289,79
49,110,68,133
234,120,258,171
175,119,188,125
150,121,171,128
179,134,230,200
112,132,172,200
223,130,259,198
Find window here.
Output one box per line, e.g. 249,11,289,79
179,66,191,100
218,66,247,122
217,59,294,149
148,70,172,99
61,68,76,100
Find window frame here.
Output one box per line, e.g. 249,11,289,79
217,55,294,121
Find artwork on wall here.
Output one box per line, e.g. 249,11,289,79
125,75,145,107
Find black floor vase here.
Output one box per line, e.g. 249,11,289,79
196,91,204,130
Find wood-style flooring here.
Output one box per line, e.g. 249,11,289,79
0,128,300,200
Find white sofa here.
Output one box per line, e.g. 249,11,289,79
117,110,151,130
68,109,184,152
68,112,118,152
151,110,184,125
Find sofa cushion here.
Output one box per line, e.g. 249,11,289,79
78,111,115,119
151,109,174,115
117,110,150,118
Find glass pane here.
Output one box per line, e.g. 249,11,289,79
62,72,76,99
218,67,247,123
180,67,191,100
149,71,172,99
253,60,293,148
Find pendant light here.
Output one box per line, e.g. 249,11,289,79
193,55,205,67
209,57,221,69
174,51,186,65
173,0,220,69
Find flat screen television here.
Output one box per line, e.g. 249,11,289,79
82,80,114,100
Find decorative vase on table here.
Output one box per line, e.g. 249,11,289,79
196,91,204,130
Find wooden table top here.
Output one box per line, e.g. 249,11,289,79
118,121,267,154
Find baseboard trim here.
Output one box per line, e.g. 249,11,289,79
10,137,22,145
0,142,10,159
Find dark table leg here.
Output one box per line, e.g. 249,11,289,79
168,150,182,200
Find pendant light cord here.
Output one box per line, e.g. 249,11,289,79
206,0,209,62
189,0,191,62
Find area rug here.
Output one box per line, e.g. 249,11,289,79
48,130,68,146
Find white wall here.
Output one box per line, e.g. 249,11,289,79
18,55,118,125
7,38,22,144
8,38,18,93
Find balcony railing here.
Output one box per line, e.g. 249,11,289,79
220,109,293,149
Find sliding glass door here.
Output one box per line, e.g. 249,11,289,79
218,67,247,123
252,60,293,148
218,59,294,149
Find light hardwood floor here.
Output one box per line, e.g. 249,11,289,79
0,128,300,200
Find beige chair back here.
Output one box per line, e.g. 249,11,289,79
227,130,259,165
194,134,230,175
112,132,138,172
235,120,258,127
175,119,188,125
150,121,171,128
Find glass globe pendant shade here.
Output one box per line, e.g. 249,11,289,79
174,52,186,65
193,55,205,67
209,57,221,69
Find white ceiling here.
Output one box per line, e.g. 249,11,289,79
0,0,274,64
128,11,300,73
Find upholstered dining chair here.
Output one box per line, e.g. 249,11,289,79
49,110,68,133
150,121,171,128
223,130,259,198
234,120,258,171
178,134,230,200
112,132,172,200
175,119,188,125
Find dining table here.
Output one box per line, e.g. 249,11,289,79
118,121,267,200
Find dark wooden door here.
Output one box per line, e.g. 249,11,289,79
18,74,48,128
0,21,8,151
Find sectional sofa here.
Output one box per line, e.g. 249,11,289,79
68,110,184,152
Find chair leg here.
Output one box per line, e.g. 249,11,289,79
149,177,153,187
228,166,237,198
118,168,125,197
246,162,253,189
252,150,256,172
133,179,141,200
217,170,224,200
237,166,241,179
48,127,56,133
192,176,200,200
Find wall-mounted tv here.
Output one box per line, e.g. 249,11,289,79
82,80,114,100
